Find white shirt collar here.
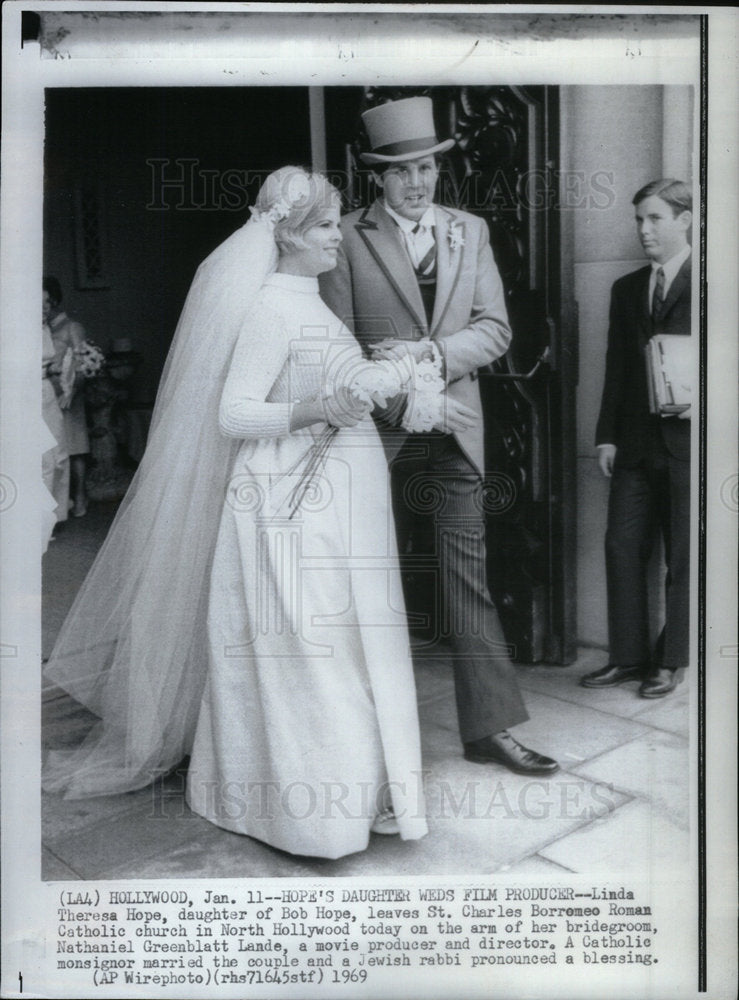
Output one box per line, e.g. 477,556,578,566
652,243,691,286
383,200,436,233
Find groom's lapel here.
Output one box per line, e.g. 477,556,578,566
430,208,464,338
355,201,427,335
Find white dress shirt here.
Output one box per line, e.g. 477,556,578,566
649,243,691,310
383,201,437,270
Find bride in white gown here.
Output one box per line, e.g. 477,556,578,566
187,168,431,856
44,166,431,858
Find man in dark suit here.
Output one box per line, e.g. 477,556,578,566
321,96,558,774
582,178,692,698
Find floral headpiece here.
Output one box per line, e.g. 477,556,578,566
250,171,313,227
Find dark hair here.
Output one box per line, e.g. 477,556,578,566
632,179,692,216
43,275,63,307
371,153,444,178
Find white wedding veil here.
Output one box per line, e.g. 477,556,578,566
42,185,290,797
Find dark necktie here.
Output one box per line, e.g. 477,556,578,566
411,223,436,276
651,266,665,326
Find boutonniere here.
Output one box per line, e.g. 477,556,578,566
448,223,465,252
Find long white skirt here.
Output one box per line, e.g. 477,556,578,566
187,420,427,859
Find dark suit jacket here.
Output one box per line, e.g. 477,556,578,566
320,199,512,475
595,255,691,464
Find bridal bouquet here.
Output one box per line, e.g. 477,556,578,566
281,345,445,518
75,340,107,379
58,339,106,409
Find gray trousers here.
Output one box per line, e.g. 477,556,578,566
389,432,529,742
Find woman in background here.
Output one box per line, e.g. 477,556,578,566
43,276,90,518
41,314,69,547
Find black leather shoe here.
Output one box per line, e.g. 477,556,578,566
580,663,648,688
464,732,560,775
639,667,683,699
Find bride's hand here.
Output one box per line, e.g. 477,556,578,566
322,386,372,428
289,389,371,432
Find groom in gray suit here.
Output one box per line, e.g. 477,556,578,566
321,97,558,775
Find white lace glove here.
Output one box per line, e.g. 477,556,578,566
399,342,445,433
347,340,445,433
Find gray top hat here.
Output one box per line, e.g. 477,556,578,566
360,96,455,165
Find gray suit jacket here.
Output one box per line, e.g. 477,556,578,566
319,199,511,474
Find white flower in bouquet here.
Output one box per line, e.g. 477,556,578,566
75,340,106,379
348,357,409,408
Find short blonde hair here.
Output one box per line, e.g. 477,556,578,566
254,166,341,254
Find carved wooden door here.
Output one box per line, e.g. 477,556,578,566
324,85,577,665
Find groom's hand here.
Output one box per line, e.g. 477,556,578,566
433,396,478,433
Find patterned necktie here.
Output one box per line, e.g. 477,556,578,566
651,266,665,326
410,223,436,276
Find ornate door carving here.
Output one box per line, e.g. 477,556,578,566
325,85,577,664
